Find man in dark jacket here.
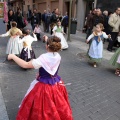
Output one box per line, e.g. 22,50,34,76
31,9,39,30
42,10,47,32
50,8,59,34
92,8,104,27
86,8,96,39
61,12,68,33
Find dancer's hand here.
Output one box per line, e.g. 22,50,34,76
8,54,14,60
86,40,89,44
108,34,111,38
43,35,48,42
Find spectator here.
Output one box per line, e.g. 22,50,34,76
7,9,16,31
107,7,120,52
42,10,47,32
92,8,104,27
50,8,59,35
61,12,68,34
45,10,51,33
15,8,25,30
31,9,39,30
86,8,97,39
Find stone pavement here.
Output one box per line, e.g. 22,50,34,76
0,21,120,120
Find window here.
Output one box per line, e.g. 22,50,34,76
33,0,35,3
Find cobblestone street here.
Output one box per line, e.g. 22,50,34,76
0,20,120,120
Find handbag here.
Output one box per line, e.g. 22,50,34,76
117,54,120,64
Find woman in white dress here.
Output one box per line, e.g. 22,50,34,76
52,20,68,49
0,21,23,55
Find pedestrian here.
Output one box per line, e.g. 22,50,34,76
27,9,32,23
107,7,120,52
61,12,68,34
42,10,47,32
50,8,60,35
92,8,104,27
34,24,41,40
8,35,73,120
86,23,111,67
45,10,51,33
15,8,25,30
109,35,120,76
86,8,97,39
7,9,16,31
53,20,68,50
18,28,37,62
0,21,23,55
30,9,39,30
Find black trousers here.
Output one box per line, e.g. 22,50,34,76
35,33,41,40
86,28,92,39
107,32,118,50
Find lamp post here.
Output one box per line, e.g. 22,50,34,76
67,0,72,42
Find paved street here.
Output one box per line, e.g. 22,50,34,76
0,20,120,120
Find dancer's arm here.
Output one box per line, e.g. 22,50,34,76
86,34,94,43
32,33,37,41
103,32,111,39
0,31,10,37
52,26,57,35
8,54,34,68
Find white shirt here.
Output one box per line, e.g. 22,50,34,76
52,26,63,32
34,27,41,33
87,32,109,42
18,34,37,48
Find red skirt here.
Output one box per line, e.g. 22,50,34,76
16,81,73,120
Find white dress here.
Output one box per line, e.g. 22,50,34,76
87,32,108,60
53,26,68,49
1,30,23,55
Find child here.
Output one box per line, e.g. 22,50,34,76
53,20,68,50
34,24,41,40
86,23,111,67
0,21,23,55
8,35,73,120
18,28,37,62
109,35,120,76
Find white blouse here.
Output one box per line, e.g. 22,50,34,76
52,26,63,32
87,32,109,42
18,34,37,48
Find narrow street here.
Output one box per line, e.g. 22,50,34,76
0,20,120,120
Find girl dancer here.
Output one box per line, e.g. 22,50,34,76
110,37,120,76
86,23,111,67
0,21,23,55
34,24,41,40
8,35,73,120
53,20,68,50
18,28,37,62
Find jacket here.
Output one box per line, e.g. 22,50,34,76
108,13,120,32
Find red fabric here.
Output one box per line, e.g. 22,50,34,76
16,81,73,120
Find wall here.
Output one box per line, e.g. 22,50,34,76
77,0,86,30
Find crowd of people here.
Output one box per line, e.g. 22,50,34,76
1,6,120,120
85,7,120,76
85,7,120,52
